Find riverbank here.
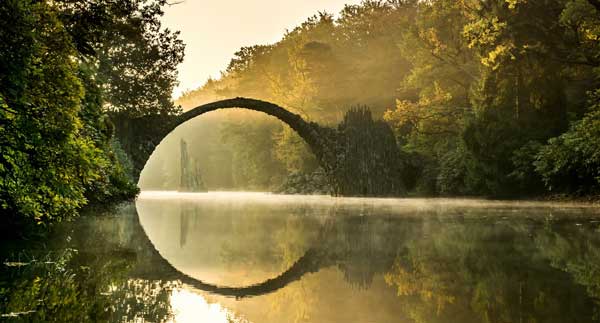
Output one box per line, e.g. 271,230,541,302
275,174,600,206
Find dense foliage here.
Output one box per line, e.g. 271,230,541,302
0,0,183,230
535,90,600,194
1,1,104,227
175,0,599,197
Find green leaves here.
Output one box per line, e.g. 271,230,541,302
0,1,138,229
534,90,600,194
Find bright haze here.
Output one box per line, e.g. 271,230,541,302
161,0,362,98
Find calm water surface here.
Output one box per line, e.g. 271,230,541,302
2,192,600,322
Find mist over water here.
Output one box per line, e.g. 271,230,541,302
138,190,599,213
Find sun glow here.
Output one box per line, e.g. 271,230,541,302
169,288,249,323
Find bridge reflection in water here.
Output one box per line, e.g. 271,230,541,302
13,192,598,322
126,192,600,323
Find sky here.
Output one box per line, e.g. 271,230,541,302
160,0,363,98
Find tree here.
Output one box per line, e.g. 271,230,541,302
56,0,185,117
0,0,105,227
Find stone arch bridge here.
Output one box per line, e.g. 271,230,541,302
115,97,404,196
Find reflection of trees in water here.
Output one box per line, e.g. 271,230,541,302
0,205,178,323
179,201,201,248
211,205,323,273
4,202,600,323
379,219,600,323
169,201,600,322
0,262,177,322
253,209,600,323
534,223,600,319
137,208,600,322
323,215,411,289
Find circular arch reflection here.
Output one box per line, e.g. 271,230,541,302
134,193,328,298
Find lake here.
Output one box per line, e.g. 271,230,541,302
2,192,600,322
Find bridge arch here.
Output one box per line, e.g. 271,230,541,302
126,97,404,196
142,98,335,179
